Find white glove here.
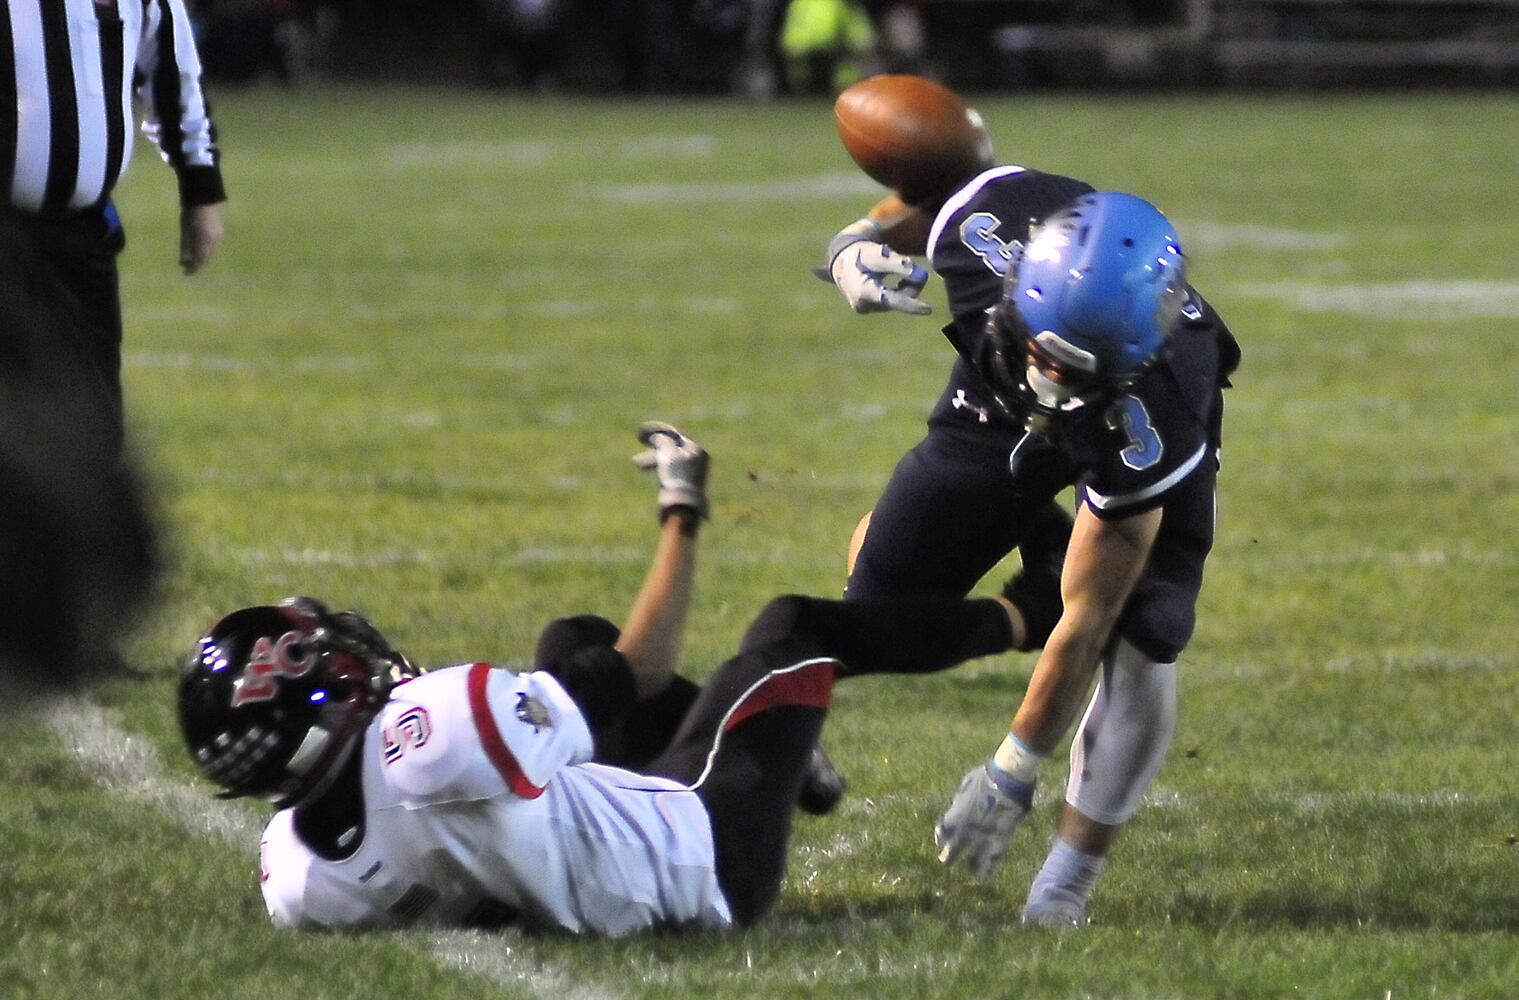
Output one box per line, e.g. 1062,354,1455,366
933,759,1034,879
632,421,709,521
829,240,932,316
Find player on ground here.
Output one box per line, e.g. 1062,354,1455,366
178,424,1055,934
820,77,1239,926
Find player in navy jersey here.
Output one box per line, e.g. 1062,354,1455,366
178,423,1046,934
821,84,1239,925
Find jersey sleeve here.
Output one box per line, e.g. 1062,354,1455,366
137,0,226,206
259,809,371,930
376,665,594,806
928,168,1097,318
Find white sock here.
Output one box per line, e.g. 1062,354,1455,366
1025,837,1105,913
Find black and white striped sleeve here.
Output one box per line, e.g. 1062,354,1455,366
135,0,224,207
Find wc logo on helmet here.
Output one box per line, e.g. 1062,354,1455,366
230,630,319,708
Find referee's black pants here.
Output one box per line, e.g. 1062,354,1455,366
1,203,127,456
1,204,156,686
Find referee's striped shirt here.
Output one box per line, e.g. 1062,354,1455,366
2,0,224,217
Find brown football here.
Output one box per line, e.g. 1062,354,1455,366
833,75,995,205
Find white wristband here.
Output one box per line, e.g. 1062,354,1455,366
992,732,1045,783
825,217,884,267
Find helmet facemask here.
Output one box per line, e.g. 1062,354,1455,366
180,597,420,808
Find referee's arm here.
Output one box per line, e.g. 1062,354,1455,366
137,0,225,273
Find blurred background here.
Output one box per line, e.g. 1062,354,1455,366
194,0,1519,96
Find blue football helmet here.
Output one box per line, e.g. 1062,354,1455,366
985,192,1187,427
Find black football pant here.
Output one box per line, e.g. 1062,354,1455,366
846,420,1074,601
846,417,1215,664
646,594,1015,925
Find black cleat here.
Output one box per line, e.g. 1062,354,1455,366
797,744,847,816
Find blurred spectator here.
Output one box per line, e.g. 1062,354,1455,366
197,0,332,84
733,0,784,96
877,1,927,75
780,0,876,94
480,0,568,89
605,0,684,91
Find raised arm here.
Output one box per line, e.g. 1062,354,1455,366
864,194,935,256
614,424,709,699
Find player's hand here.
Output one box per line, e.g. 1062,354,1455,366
829,240,932,316
632,422,709,521
934,759,1034,879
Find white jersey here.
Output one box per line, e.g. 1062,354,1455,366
258,663,733,936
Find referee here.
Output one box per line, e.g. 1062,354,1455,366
3,0,227,450
1,0,226,696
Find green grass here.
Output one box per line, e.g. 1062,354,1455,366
4,85,1518,998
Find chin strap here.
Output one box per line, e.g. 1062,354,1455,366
1007,412,1052,477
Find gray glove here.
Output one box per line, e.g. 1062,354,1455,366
813,219,932,316
934,759,1035,879
632,421,709,521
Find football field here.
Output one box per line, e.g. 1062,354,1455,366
4,85,1518,998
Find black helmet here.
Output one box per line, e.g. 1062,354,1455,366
178,596,418,807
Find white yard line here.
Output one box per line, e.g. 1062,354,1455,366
388,135,718,171
42,699,621,1000
1225,279,1519,319
1208,649,1514,681
592,173,879,204
1181,222,1347,252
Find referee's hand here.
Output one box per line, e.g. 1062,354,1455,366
180,204,224,275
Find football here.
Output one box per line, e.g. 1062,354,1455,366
833,75,995,205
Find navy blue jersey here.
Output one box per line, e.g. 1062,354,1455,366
847,165,1239,662
925,165,1236,520
1052,293,1233,521
928,166,1096,319
922,167,1094,432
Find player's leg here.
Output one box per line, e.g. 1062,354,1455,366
1021,641,1178,927
847,426,1033,599
647,594,1018,924
645,641,837,925
1022,459,1219,925
535,612,842,811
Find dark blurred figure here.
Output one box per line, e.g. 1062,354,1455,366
198,0,332,84
602,0,747,93
606,0,683,91
735,0,785,96
0,214,161,704
875,1,927,75
480,0,568,90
